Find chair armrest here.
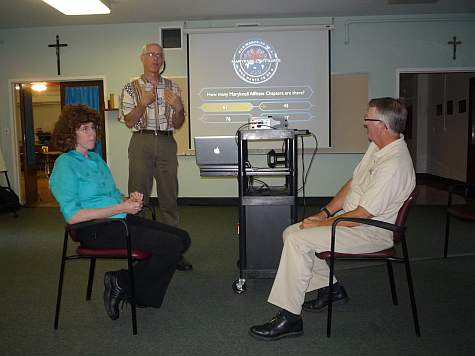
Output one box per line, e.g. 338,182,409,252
66,218,127,233
331,217,405,234
327,217,404,255
447,183,475,206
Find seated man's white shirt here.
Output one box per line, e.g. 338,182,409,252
342,135,416,240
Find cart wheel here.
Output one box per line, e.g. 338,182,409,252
232,279,247,294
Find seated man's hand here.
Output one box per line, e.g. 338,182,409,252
299,211,328,229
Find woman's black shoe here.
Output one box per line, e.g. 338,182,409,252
104,271,127,320
249,311,303,341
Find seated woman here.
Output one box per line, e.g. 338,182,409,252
49,104,190,321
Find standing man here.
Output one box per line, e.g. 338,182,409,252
249,97,415,340
120,43,192,271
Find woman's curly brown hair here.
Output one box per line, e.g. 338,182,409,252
52,104,102,152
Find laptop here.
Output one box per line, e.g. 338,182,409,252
194,136,238,172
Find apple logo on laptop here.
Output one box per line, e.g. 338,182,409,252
213,147,221,154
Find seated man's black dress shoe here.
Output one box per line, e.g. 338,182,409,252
104,271,127,320
302,282,349,312
249,311,303,341
176,255,192,271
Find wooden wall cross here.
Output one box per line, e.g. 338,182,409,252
448,36,462,60
48,35,68,75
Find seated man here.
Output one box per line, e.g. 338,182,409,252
249,97,416,341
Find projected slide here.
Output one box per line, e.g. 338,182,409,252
188,28,330,148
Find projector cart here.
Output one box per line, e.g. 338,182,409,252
233,129,298,294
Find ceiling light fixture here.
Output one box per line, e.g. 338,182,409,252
31,83,48,92
41,0,111,15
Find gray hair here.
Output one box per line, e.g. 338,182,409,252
140,43,162,56
369,97,407,134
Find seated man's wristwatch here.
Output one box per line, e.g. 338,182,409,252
320,207,332,218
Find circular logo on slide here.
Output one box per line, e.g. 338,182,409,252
232,39,281,84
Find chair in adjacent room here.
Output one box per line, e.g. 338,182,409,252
316,190,420,337
444,183,475,258
53,218,151,335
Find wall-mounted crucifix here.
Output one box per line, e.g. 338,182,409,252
48,35,68,75
448,36,461,61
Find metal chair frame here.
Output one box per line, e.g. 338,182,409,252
444,183,475,258
318,191,420,337
53,218,149,335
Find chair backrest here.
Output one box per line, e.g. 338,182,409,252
393,189,417,242
68,229,80,242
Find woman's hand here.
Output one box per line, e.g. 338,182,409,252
121,197,143,215
129,192,144,203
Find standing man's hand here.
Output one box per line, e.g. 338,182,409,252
164,88,183,111
140,87,156,108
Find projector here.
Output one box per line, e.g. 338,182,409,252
249,116,288,130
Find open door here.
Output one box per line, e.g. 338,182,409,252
19,84,38,205
60,80,106,160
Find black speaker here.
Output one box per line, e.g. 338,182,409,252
161,28,182,49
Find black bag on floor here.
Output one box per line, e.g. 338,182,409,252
0,186,21,212
0,171,21,217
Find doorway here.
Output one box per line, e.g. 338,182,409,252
399,70,475,181
13,79,106,207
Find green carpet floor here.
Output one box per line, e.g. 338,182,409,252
1,205,474,355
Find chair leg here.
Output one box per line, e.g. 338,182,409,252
125,226,138,335
443,214,451,258
151,205,157,221
402,241,421,337
86,258,96,300
128,266,137,335
54,232,69,330
386,260,398,305
326,256,335,338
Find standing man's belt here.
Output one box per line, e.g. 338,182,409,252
135,130,173,136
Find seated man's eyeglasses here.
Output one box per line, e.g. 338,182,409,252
363,115,383,123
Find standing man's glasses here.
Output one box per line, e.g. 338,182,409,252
144,52,163,59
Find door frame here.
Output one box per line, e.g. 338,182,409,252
395,67,475,179
7,75,108,204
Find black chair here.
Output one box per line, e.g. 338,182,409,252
316,190,420,337
444,183,475,258
53,218,151,335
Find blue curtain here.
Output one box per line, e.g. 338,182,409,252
64,86,100,111
64,86,102,156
